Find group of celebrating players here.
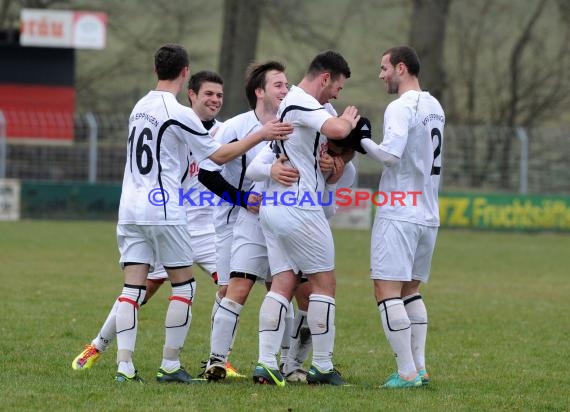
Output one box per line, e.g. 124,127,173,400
71,42,445,389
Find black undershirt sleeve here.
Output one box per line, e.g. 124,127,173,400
198,169,248,209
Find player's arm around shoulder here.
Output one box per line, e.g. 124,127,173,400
208,119,292,166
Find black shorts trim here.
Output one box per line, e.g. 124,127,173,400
229,272,258,282
123,262,148,267
163,265,192,270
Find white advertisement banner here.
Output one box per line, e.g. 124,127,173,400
20,9,107,49
0,179,21,221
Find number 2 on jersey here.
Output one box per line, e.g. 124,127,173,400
430,128,442,176
128,127,154,175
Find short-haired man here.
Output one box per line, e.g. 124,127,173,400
71,70,224,373
198,61,293,381
252,50,359,386
359,46,445,388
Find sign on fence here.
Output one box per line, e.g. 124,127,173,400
0,179,21,221
440,193,570,231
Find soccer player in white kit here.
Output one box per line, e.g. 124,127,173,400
198,61,292,381
246,132,359,385
71,70,223,372
252,50,360,386
359,46,445,388
146,70,223,297
99,44,290,383
279,123,365,382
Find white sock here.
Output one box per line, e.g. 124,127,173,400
258,291,289,369
116,285,146,356
379,298,416,379
117,360,136,377
404,293,428,371
211,291,222,325
92,299,119,352
115,285,146,374
284,309,311,374
280,301,295,367
228,311,241,362
297,312,312,364
308,294,335,372
162,280,195,371
210,298,242,363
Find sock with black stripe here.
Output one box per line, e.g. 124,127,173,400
116,284,146,376
308,294,336,372
162,279,195,371
403,293,428,371
258,291,289,369
378,298,416,379
210,297,242,363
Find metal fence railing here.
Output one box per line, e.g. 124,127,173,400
1,111,569,195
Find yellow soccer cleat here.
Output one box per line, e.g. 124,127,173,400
225,362,246,378
71,344,101,370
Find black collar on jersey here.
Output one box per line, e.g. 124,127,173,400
202,119,216,131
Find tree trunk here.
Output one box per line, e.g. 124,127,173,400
218,0,264,119
409,0,451,104
499,0,547,189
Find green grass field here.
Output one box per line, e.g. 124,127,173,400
1,220,568,411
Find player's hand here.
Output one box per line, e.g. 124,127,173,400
319,153,334,174
246,192,262,214
334,116,371,154
271,156,299,186
340,105,360,129
326,156,346,184
351,116,371,153
260,119,293,141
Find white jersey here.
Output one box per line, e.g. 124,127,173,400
118,90,220,225
185,119,223,226
377,90,445,226
199,110,269,231
268,85,333,209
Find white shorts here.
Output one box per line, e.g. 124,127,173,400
117,224,193,272
263,229,297,275
260,205,334,275
147,223,216,280
147,267,168,280
188,223,216,275
230,210,270,281
370,218,438,283
215,224,234,286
